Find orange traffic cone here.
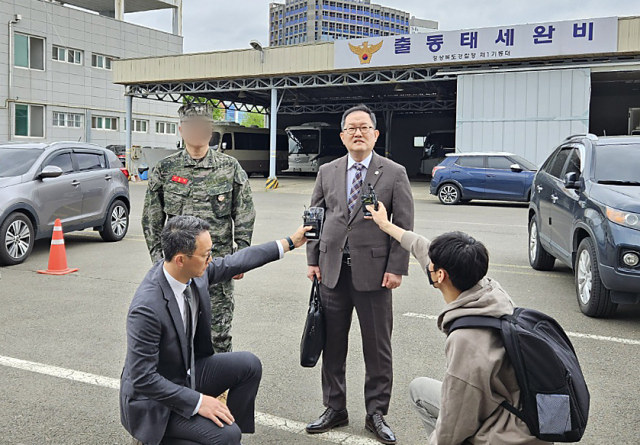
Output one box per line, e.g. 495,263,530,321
37,218,78,275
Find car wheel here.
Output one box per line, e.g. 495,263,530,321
0,212,35,266
437,184,461,205
575,237,617,318
528,216,555,270
100,200,129,242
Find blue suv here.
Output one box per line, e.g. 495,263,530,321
528,134,640,317
430,153,537,205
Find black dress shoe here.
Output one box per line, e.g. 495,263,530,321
365,414,396,444
306,407,349,434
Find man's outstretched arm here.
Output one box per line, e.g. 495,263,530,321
208,226,311,284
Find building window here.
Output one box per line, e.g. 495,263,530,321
14,103,44,137
53,112,83,128
156,121,177,135
125,119,149,133
91,53,114,69
52,46,82,65
14,33,45,70
91,116,118,130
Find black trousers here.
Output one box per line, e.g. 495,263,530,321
162,352,262,445
319,263,393,416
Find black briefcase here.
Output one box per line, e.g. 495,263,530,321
300,276,326,368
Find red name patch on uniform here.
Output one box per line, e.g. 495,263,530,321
171,175,189,185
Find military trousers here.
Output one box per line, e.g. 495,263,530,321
208,279,235,353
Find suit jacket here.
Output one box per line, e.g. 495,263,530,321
306,151,414,292
120,242,280,445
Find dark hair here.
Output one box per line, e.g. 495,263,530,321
341,104,377,131
428,231,489,292
161,216,211,261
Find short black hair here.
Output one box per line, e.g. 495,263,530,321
341,104,377,131
428,231,489,292
161,216,211,261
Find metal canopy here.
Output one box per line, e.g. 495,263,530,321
125,66,458,114
61,0,178,13
123,54,640,115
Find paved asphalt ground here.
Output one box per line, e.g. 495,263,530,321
1,177,639,445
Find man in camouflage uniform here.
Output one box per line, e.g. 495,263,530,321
142,103,255,353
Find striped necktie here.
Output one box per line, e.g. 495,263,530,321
348,163,364,214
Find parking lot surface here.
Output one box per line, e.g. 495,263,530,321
1,177,639,444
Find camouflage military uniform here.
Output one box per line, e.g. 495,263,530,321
142,147,255,353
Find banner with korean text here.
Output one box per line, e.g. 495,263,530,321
334,17,619,69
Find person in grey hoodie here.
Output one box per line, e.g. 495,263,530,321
365,202,549,445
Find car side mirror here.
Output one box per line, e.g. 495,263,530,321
221,142,227,152
563,171,580,189
39,165,63,179
510,163,523,172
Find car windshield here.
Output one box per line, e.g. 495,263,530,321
0,148,44,177
510,155,538,171
287,129,320,155
595,145,640,184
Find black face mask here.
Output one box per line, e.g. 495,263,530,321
427,267,438,288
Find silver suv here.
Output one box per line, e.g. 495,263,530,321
0,142,130,266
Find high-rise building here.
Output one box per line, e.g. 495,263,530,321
269,0,437,47
1,0,183,148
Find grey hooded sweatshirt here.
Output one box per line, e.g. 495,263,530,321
400,230,549,445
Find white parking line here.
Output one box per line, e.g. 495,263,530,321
403,312,640,345
0,355,379,445
403,312,439,321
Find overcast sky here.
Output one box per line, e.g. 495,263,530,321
125,1,640,53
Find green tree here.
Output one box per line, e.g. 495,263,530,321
182,96,224,121
241,112,265,128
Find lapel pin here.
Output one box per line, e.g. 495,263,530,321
375,171,379,175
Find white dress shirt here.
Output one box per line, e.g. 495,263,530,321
160,242,285,416
162,266,203,416
346,151,373,202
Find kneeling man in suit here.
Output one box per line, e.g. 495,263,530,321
120,215,309,445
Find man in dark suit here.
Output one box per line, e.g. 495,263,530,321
121,215,309,445
306,104,414,444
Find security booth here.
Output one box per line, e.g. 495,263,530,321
113,16,640,185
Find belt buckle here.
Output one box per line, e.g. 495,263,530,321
345,256,351,266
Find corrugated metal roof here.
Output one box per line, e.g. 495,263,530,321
618,17,640,52
113,42,334,84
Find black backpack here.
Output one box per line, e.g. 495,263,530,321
448,307,589,442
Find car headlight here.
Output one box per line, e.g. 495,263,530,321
606,207,640,231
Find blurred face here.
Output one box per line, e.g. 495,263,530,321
178,231,213,279
340,111,379,158
179,118,213,148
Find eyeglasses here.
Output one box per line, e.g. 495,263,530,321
187,247,214,261
343,125,374,135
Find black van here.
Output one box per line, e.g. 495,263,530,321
528,134,640,317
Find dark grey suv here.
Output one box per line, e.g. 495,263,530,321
528,134,640,317
0,142,130,266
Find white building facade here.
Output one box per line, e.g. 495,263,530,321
1,0,184,149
